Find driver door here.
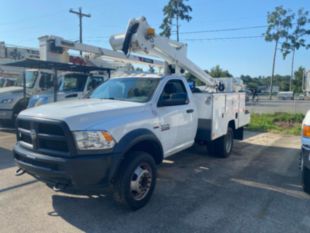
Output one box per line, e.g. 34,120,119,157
156,79,197,157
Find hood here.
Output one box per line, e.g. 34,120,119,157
19,98,147,130
0,86,23,94
28,91,85,108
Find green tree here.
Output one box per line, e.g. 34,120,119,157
160,0,192,41
185,65,232,86
207,65,233,78
185,72,203,86
264,6,294,99
281,8,310,91
292,66,306,93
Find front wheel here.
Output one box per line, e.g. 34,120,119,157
113,151,157,210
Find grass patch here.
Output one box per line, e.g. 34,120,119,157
247,113,304,135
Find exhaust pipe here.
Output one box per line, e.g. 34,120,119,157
15,168,26,176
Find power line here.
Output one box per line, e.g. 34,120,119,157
175,25,268,35
183,35,264,42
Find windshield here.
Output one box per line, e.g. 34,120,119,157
25,71,38,88
59,73,88,92
90,78,160,103
0,79,4,87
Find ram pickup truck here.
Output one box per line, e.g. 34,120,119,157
13,73,250,209
301,111,310,194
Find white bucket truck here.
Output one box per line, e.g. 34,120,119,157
0,42,55,122
13,17,250,210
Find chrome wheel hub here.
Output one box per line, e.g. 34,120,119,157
130,163,152,201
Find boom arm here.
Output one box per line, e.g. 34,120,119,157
0,42,39,61
38,35,164,68
109,17,220,90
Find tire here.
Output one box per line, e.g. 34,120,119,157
11,99,28,128
11,109,19,127
209,127,234,158
302,155,310,194
113,151,157,210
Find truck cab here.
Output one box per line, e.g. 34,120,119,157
0,69,53,123
0,77,16,87
27,71,108,108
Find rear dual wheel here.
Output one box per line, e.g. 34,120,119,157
207,127,234,158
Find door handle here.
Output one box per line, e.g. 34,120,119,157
186,109,194,113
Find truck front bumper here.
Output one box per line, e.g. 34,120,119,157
0,109,13,120
301,145,310,169
13,143,121,191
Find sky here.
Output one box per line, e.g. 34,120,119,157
0,0,309,77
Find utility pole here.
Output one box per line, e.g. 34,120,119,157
269,39,279,100
69,7,91,55
176,0,180,42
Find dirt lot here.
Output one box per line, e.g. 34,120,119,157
0,130,310,233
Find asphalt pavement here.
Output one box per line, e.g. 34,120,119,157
0,131,310,233
247,99,310,114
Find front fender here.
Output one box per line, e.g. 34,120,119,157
108,128,163,180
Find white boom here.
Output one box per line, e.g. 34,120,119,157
109,17,221,91
39,35,164,68
0,42,40,77
0,42,39,61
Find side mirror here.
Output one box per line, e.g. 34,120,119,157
158,93,188,107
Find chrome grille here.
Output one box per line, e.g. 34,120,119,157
16,118,72,157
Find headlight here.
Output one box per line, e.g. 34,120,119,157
303,125,310,138
73,131,115,150
0,98,14,104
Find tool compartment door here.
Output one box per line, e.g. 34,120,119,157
237,92,250,127
211,94,227,140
